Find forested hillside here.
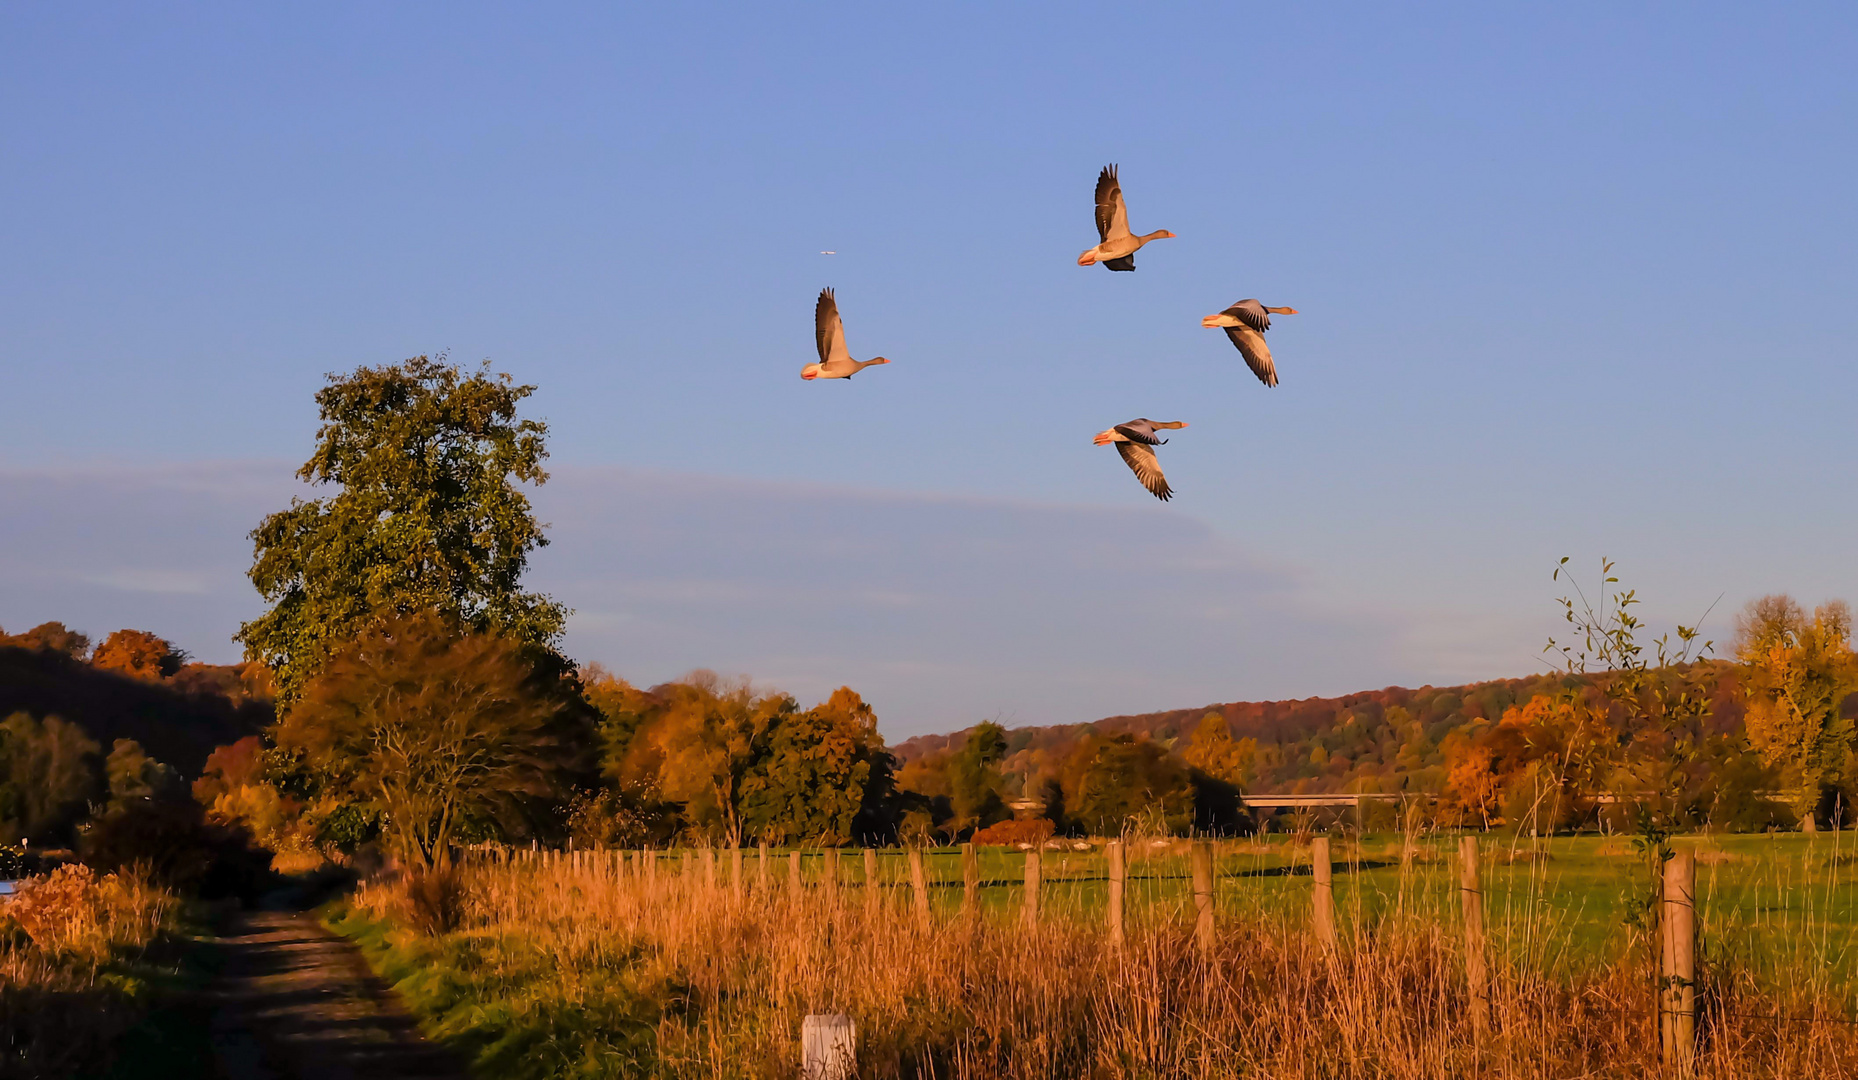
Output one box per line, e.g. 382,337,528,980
0,621,271,848
0,644,270,777
897,668,1752,801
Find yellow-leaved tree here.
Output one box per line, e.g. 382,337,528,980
1182,711,1257,787
1735,595,1858,825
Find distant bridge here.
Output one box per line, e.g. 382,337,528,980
1241,793,1407,809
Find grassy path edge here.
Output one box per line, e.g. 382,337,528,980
320,899,662,1079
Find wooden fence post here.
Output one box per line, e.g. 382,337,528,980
731,846,744,895
1191,840,1215,954
1311,836,1336,947
646,848,658,883
824,848,840,894
790,850,804,890
864,848,880,916
961,843,979,915
1459,836,1489,1039
1023,848,1041,926
702,847,716,888
758,841,769,887
1662,849,1697,1073
1107,840,1125,947
908,848,931,928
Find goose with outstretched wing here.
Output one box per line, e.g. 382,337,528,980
1093,418,1188,501
1201,299,1297,386
1077,165,1176,271
803,288,892,380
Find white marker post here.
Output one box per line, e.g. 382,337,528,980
801,1014,856,1080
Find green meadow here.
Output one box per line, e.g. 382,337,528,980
750,832,1858,982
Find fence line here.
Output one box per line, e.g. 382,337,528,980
466,834,1858,1060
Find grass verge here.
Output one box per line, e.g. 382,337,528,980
323,899,662,1079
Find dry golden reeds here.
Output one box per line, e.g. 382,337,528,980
5,862,172,964
0,863,179,1078
348,847,1858,1080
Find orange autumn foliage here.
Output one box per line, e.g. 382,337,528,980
92,629,185,681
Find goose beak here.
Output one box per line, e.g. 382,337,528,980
1092,431,1113,445
801,371,816,380
1077,251,1097,266
1200,315,1222,328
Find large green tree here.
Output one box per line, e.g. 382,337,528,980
1061,733,1194,836
237,355,567,704
945,721,1008,833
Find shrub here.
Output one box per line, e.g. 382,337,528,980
4,864,169,963
970,818,1055,847
400,867,466,935
0,864,180,1077
81,800,273,899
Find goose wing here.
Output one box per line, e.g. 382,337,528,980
815,288,851,366
1094,165,1130,243
1116,441,1172,501
1113,419,1164,445
1223,325,1279,387
1222,299,1271,333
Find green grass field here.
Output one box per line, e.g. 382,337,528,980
737,832,1858,982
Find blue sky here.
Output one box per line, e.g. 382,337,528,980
3,4,1855,736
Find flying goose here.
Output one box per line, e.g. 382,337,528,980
1077,165,1176,271
1093,418,1188,501
803,288,891,380
1201,299,1297,387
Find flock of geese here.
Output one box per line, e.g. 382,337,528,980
802,164,1296,502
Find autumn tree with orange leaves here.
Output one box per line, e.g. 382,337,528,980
92,629,186,680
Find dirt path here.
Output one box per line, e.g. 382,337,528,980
207,910,468,1080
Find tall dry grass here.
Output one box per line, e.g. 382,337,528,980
1,863,179,1078
346,847,1858,1080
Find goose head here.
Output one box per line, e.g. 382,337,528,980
800,363,823,381
1092,428,1122,445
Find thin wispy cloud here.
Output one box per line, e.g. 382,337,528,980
0,461,1409,736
